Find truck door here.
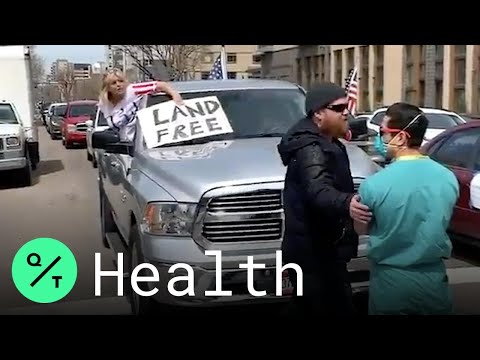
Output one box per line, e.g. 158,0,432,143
103,152,132,240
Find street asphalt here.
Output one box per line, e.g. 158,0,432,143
0,122,479,315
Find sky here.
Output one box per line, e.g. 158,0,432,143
36,45,105,66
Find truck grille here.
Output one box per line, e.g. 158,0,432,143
76,123,88,132
202,190,283,243
207,191,282,213
353,177,364,193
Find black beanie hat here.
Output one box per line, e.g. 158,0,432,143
305,82,347,116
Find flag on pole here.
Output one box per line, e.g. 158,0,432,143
345,67,358,116
208,45,228,80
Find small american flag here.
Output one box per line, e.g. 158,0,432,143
345,68,358,116
208,54,224,79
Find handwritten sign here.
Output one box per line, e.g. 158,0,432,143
137,96,234,149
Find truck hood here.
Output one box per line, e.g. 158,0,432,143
0,123,22,136
65,115,92,124
136,137,380,202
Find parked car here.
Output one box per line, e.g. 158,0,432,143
348,114,370,140
0,100,34,186
421,121,480,243
86,106,109,168
91,79,381,314
47,103,67,140
61,100,97,149
367,107,466,144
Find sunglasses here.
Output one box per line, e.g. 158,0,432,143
325,103,349,113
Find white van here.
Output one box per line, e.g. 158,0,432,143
0,46,39,186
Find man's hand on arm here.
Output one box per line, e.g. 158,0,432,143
350,194,372,224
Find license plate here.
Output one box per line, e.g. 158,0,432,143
282,270,294,296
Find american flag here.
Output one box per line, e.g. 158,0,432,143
345,67,358,116
208,55,223,79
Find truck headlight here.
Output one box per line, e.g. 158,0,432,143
67,124,76,132
141,203,196,236
6,136,20,147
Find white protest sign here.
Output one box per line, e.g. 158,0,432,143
137,95,234,149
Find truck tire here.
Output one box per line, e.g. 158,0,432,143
127,224,160,315
99,189,117,249
19,157,32,187
27,141,39,171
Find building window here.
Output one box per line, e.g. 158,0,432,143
296,58,302,85
435,45,444,109
252,54,261,63
305,57,312,89
202,53,213,64
453,45,466,113
319,54,326,82
374,45,384,107
201,72,210,80
227,72,236,79
419,45,426,106
360,46,369,112
227,54,237,63
334,50,342,85
346,48,355,74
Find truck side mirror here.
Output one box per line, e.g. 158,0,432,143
471,173,480,210
92,129,133,156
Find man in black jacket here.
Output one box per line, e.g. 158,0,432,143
277,82,372,316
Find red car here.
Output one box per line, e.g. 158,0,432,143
421,121,480,243
61,100,98,149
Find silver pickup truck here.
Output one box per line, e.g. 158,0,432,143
92,79,380,315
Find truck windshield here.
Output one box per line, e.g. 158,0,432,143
53,105,67,116
0,103,19,124
146,88,306,146
69,103,97,117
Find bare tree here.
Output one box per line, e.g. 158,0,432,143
29,45,46,103
29,45,45,85
57,67,76,102
119,45,207,81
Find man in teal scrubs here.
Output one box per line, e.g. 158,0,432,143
355,102,460,315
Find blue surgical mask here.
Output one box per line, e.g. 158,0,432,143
374,134,388,158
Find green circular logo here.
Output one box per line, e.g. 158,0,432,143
12,238,78,304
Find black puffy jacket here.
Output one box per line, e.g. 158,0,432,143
277,117,358,271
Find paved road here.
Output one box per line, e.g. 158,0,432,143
1,123,480,315
0,123,128,314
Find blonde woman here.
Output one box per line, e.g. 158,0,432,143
98,68,183,142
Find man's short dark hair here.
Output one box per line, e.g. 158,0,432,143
385,102,429,147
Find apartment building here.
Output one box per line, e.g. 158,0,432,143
196,45,261,80
255,45,298,82
332,45,480,113
255,45,331,90
73,63,91,80
49,59,70,81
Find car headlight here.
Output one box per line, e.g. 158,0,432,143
67,124,76,132
6,136,20,147
141,203,196,236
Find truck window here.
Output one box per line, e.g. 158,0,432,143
0,103,18,124
53,105,66,116
146,88,306,144
69,104,97,117
97,110,108,126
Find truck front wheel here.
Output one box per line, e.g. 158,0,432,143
27,141,39,171
128,224,160,315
